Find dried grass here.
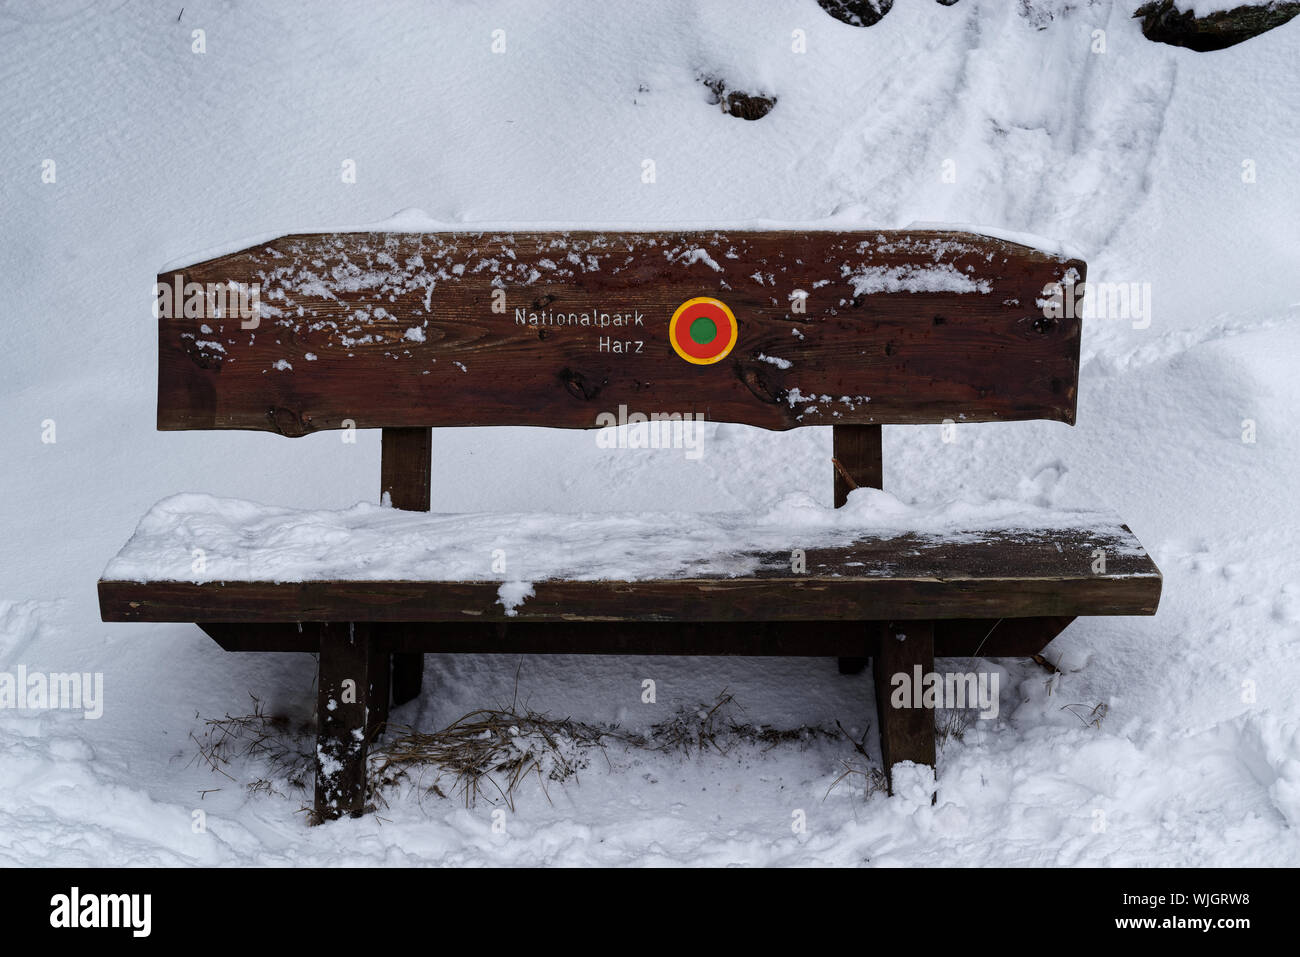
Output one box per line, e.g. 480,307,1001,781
1061,701,1108,728
935,708,975,745
641,689,839,756
192,687,886,810
373,709,627,810
825,719,888,800
188,693,314,798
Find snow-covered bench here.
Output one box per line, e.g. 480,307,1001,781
99,227,1162,821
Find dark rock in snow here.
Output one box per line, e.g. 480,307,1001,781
722,90,777,121
699,75,777,121
818,0,894,27
1134,1,1300,51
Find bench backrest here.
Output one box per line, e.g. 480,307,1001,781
155,230,1085,436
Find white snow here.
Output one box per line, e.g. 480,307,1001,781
3,0,1299,867
100,489,1144,585
847,262,992,296
496,581,536,617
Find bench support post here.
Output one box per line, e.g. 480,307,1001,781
314,622,381,821
381,426,432,706
873,620,937,795
834,424,882,675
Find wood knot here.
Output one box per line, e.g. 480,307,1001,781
267,406,310,437
559,369,601,401
740,365,779,405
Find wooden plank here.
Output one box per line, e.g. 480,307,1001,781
833,422,883,673
101,525,1161,623
365,635,391,741
934,615,1075,657
196,618,1077,658
314,622,375,821
873,620,937,791
99,526,1161,622
156,230,1084,433
381,427,431,706
381,427,432,510
103,573,1156,623
832,424,883,508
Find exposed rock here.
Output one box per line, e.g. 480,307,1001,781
817,0,894,27
699,75,777,121
1134,1,1300,51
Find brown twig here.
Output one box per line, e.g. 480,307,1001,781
831,457,859,490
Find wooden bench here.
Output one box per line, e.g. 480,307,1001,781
99,228,1162,820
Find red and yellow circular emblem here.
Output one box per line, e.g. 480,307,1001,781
669,297,738,365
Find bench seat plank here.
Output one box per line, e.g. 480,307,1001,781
98,495,1160,623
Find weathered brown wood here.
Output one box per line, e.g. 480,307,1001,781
832,424,883,508
101,574,1159,624
381,427,432,510
197,622,314,651
156,230,1084,434
381,427,431,706
935,615,1076,657
833,422,883,673
366,635,391,740
195,617,1077,658
99,525,1161,623
104,574,1158,624
873,620,936,792
314,622,375,821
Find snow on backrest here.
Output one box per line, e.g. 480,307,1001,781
154,230,1084,435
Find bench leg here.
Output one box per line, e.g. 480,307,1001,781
873,620,936,795
368,641,391,740
314,622,380,821
391,651,424,706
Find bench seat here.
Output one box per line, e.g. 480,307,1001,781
98,493,1161,625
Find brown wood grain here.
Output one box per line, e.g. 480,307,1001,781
380,427,431,704
314,621,378,820
832,423,884,507
156,230,1084,434
833,423,884,671
874,620,937,787
196,617,1076,658
380,427,431,511
99,525,1160,623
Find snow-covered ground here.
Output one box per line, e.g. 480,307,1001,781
2,0,1298,866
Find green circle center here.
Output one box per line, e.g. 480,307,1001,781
689,316,717,345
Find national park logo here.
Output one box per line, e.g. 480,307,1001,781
669,297,738,365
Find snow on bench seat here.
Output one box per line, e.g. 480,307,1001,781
98,491,1162,623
